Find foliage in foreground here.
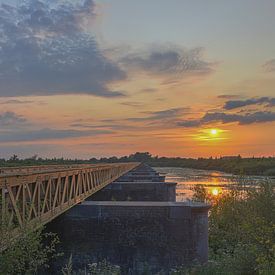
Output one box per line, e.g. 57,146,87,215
187,181,275,275
62,258,121,275
0,227,60,275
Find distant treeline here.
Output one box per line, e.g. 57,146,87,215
0,154,91,167
1,152,275,176
95,152,275,176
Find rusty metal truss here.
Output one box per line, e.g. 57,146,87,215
0,163,139,248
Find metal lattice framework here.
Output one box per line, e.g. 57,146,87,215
0,163,139,248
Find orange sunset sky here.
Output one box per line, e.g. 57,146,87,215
0,0,275,158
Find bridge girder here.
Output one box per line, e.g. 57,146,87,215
0,162,139,250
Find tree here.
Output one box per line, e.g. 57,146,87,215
9,154,19,162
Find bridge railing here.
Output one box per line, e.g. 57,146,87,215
0,163,110,175
0,162,139,249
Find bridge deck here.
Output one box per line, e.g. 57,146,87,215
0,162,139,250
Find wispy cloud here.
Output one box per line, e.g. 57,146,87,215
0,112,26,126
127,107,189,122
0,99,46,105
0,128,113,142
0,111,113,142
119,46,215,77
223,97,275,110
0,99,33,104
120,101,145,108
70,122,135,131
178,111,275,127
217,94,240,99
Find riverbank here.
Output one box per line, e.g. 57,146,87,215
149,158,275,176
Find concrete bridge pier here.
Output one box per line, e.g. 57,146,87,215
46,164,210,274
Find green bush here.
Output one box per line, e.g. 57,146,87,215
61,258,121,275
185,181,275,275
0,227,60,274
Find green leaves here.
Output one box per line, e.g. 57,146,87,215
189,181,275,274
0,227,61,274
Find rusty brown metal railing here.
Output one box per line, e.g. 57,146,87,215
0,162,139,250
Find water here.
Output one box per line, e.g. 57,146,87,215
154,167,271,201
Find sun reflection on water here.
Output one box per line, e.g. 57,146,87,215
210,187,222,196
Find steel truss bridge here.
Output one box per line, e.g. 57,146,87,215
0,163,139,249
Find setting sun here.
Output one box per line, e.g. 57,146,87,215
193,128,229,143
210,129,218,135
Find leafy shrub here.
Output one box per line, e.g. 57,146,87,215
187,181,275,275
0,227,60,274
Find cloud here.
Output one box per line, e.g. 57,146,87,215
70,122,135,131
127,107,189,122
224,97,275,110
0,111,26,126
177,120,201,128
263,59,275,72
178,111,275,127
0,1,126,98
119,46,215,77
0,99,42,105
217,94,240,99
0,127,113,142
140,88,157,93
120,101,144,108
70,123,107,129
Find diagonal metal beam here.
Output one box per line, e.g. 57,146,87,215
0,162,139,251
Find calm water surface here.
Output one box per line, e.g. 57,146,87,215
154,167,271,201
